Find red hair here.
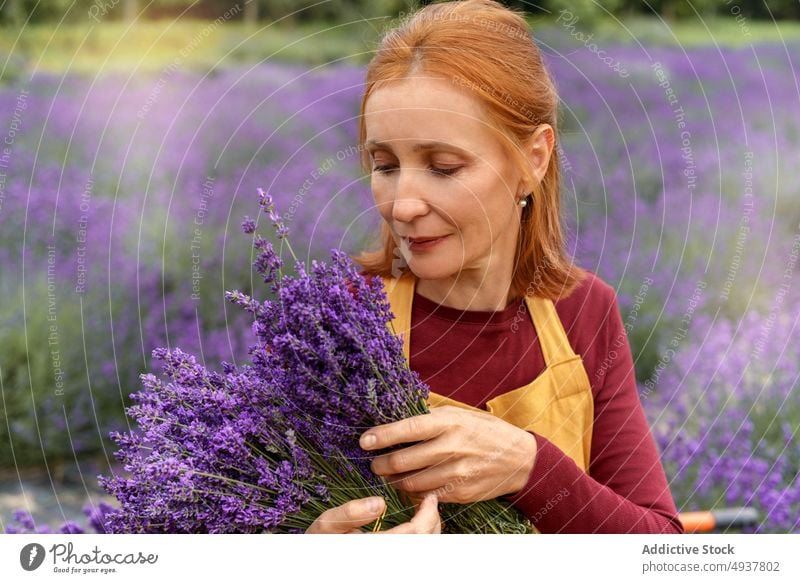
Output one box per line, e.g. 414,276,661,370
351,0,586,301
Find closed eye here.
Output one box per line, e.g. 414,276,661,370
430,166,460,177
372,165,396,174
372,165,461,177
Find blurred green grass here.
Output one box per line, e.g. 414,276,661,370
1,15,799,81
0,19,382,82
579,14,800,46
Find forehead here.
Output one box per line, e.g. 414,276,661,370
364,75,498,153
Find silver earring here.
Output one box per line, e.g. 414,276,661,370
519,193,532,207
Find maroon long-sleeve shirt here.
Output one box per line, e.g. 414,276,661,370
357,270,683,534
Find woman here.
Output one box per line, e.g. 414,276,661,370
307,0,683,534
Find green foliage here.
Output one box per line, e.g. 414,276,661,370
1,0,97,25
0,19,384,75
258,0,407,22
2,7,799,79
0,280,124,467
539,0,800,21
2,0,800,26
546,0,626,27
0,49,27,86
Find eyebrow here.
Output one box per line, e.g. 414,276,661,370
365,139,470,156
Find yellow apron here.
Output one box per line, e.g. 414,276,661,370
379,271,594,474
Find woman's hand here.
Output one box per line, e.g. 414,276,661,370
305,493,442,534
361,405,538,504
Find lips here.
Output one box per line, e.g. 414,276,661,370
408,236,445,243
403,234,450,251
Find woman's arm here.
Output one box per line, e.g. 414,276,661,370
502,286,684,534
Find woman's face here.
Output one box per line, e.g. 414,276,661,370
364,75,541,283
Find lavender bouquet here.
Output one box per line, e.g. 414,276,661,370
11,190,532,534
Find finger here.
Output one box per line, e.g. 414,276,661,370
412,492,441,532
377,522,417,534
370,436,453,477
380,494,440,534
360,413,445,452
306,497,385,534
383,463,462,497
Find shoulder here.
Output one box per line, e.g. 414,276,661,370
554,270,617,312
552,270,620,349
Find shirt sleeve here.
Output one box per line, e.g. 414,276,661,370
501,286,684,534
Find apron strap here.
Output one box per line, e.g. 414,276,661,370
380,272,415,363
524,294,579,365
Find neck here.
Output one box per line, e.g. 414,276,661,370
414,270,518,312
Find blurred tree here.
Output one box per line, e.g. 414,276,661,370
546,0,626,26
0,0,89,24
142,0,196,20
649,0,722,21
123,0,139,23
259,0,299,22
244,0,258,25
3,0,25,26
524,0,800,21
1,0,798,28
258,0,409,23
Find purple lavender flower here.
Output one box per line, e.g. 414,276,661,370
89,190,531,534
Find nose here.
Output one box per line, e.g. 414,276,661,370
392,196,428,223
391,169,429,223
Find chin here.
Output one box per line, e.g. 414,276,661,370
406,259,462,281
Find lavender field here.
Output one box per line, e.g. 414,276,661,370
1,36,798,532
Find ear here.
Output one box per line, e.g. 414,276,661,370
521,124,555,191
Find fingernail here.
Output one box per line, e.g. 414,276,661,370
367,497,383,513
360,433,377,449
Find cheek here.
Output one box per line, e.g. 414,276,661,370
371,178,393,220
456,183,514,244
454,190,494,232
